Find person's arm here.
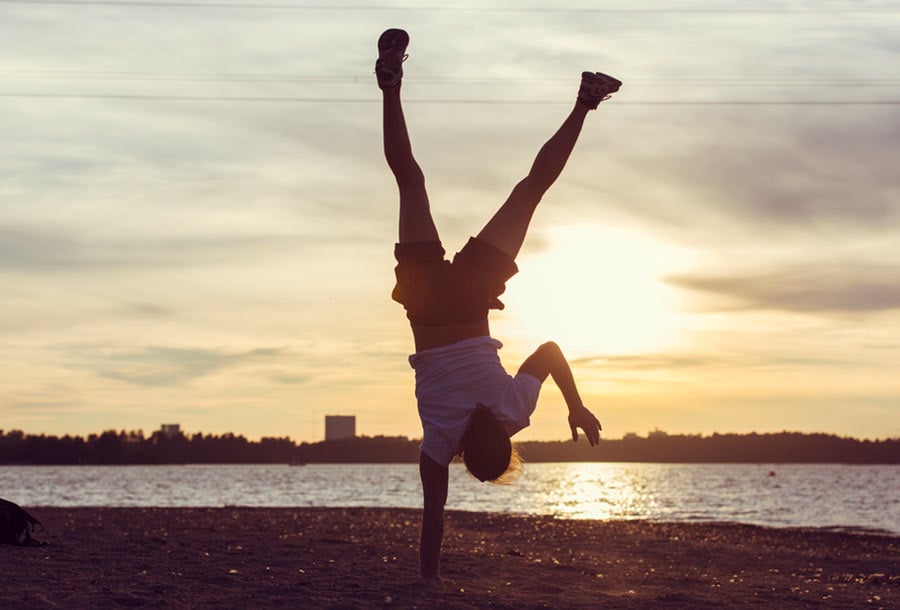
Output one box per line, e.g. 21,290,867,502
418,451,449,584
517,341,602,445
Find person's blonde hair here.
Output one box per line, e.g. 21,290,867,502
487,443,522,485
461,405,523,484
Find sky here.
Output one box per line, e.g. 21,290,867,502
1,0,899,443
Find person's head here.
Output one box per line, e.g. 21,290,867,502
460,404,522,484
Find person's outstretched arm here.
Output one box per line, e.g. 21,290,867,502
418,451,449,585
518,341,602,445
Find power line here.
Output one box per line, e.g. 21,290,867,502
1,92,899,105
2,0,899,12
4,76,900,87
3,70,900,87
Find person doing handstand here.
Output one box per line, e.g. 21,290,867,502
377,28,620,586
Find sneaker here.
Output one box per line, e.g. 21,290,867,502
577,71,622,109
375,28,409,90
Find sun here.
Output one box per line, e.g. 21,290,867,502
496,224,688,357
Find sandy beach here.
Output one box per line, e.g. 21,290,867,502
2,507,897,609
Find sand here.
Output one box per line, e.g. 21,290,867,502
2,507,897,609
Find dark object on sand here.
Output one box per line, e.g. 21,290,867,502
0,498,45,546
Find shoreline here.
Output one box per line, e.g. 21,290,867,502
19,504,900,539
5,507,898,608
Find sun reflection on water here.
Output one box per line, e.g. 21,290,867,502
529,463,660,520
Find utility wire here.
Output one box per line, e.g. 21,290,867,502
3,71,900,87
3,70,898,103
1,92,898,105
2,0,899,12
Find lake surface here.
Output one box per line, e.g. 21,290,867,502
3,463,898,535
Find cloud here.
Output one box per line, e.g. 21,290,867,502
571,354,717,370
701,112,900,229
571,351,867,372
0,224,329,273
90,346,284,387
119,302,174,320
271,373,309,385
606,111,897,245
668,261,900,314
7,399,81,413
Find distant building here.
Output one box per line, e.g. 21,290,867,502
325,415,356,441
159,424,181,439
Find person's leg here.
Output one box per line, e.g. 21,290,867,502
475,103,588,260
383,86,439,243
378,28,439,244
476,71,621,260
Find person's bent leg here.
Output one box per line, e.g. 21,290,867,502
518,341,602,445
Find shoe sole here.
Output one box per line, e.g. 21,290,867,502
378,28,409,56
582,71,622,92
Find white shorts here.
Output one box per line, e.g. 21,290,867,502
410,336,542,466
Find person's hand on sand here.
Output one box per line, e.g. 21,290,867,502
568,405,602,446
416,576,445,590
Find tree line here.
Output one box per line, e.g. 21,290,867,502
520,431,899,464
1,429,897,465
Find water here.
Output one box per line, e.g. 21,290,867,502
2,463,897,535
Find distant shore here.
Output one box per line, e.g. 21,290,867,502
5,507,897,609
3,430,899,465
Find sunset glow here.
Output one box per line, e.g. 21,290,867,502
501,224,690,356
